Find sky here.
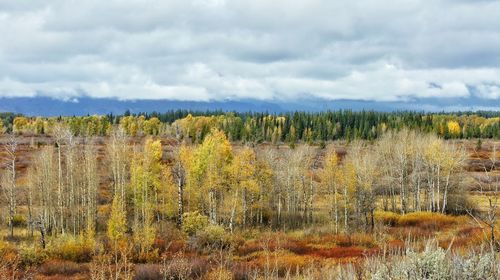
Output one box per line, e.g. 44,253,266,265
0,0,500,106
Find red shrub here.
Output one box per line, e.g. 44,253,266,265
39,259,87,276
457,226,483,237
153,238,185,254
236,241,262,256
396,212,463,230
333,233,376,248
388,226,434,240
386,239,405,252
282,240,312,255
312,246,366,259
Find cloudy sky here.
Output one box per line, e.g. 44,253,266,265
1,0,500,104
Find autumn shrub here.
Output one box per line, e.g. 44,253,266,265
135,248,160,263
10,214,27,227
449,250,499,280
160,253,191,279
88,254,110,280
189,224,231,253
368,242,499,280
388,226,434,240
313,246,366,259
236,240,262,256
374,211,400,226
39,259,87,276
229,233,246,253
133,264,162,280
182,211,209,236
439,237,467,250
0,239,17,257
0,241,20,278
438,226,485,250
445,194,474,215
231,263,256,280
205,267,233,280
397,212,462,230
48,235,94,262
157,222,184,243
241,242,500,279
19,245,47,266
269,251,312,277
161,254,209,279
333,233,376,248
368,243,450,280
384,239,406,254
375,211,464,231
281,239,311,255
155,223,186,254
153,236,186,256
481,228,500,248
456,226,483,237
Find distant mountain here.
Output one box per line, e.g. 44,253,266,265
0,96,498,116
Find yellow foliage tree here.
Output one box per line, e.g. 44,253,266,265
107,196,127,245
227,147,259,231
189,128,232,224
320,148,341,233
447,121,461,137
129,139,164,256
13,116,29,134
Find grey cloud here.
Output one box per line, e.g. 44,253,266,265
0,0,500,102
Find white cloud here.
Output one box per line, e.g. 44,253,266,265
0,0,500,103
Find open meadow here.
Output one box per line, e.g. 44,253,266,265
0,113,499,279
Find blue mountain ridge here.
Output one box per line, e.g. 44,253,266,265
0,96,498,116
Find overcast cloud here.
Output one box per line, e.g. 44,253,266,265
1,0,500,102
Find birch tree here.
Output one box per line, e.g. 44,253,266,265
1,135,18,237
320,147,341,233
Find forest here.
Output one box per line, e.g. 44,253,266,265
0,111,499,279
2,110,500,142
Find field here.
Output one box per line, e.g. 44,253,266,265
0,132,499,280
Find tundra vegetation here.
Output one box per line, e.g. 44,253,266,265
0,111,499,279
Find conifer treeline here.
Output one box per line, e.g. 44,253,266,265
3,110,500,141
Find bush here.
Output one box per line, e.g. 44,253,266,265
205,267,233,280
19,246,47,266
229,233,245,252
135,249,160,264
189,225,231,252
182,211,209,236
334,233,376,248
11,215,27,227
0,241,20,273
368,243,450,280
161,254,209,279
388,227,434,240
39,259,87,276
376,211,464,230
397,212,462,230
48,235,95,262
249,250,313,277
133,264,162,280
374,211,400,226
313,246,367,259
0,239,17,257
